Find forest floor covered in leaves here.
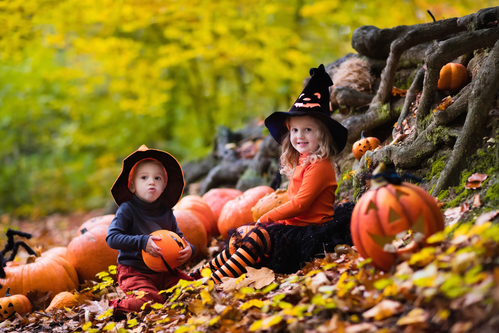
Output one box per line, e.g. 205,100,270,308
2,190,499,333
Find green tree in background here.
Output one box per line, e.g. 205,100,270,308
0,0,495,217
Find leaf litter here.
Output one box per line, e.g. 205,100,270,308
2,215,499,332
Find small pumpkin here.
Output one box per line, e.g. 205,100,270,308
45,290,95,312
251,188,289,222
174,195,216,242
67,224,119,283
350,163,444,271
0,287,31,320
352,131,381,160
218,186,274,239
76,214,115,236
437,63,469,91
173,210,208,258
201,188,243,232
142,230,187,272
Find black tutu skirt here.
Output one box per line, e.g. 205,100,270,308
226,201,355,275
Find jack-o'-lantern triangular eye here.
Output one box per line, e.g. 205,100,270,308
388,208,401,224
395,189,406,200
366,200,378,213
410,213,426,234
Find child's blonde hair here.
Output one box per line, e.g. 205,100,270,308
279,116,339,178
128,158,168,189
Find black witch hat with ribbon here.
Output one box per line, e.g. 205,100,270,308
264,64,348,152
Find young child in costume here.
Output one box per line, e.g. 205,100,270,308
196,64,354,284
107,145,195,315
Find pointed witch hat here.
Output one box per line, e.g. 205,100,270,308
111,145,185,208
264,64,348,152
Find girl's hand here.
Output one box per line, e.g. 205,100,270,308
145,236,163,257
176,237,192,265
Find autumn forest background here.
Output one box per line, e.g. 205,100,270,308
0,0,495,219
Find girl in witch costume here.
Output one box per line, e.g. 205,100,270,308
106,145,195,315
194,64,354,284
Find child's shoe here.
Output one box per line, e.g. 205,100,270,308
189,268,202,280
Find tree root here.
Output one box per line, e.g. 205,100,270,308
433,38,499,194
416,27,499,134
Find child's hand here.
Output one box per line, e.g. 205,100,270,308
145,236,163,257
176,237,192,265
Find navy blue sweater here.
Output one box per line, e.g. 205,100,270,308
106,194,196,274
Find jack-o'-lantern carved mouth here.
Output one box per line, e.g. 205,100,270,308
367,199,427,253
0,302,16,319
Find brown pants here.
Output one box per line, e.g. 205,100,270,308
110,264,193,314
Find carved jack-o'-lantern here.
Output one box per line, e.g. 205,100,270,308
352,131,381,160
350,163,444,271
0,288,32,320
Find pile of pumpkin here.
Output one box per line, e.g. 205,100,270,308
0,185,290,320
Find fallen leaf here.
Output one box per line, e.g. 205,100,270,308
473,194,481,208
397,307,429,326
475,210,499,226
345,322,378,333
245,267,276,289
392,87,407,97
465,173,488,189
362,299,403,321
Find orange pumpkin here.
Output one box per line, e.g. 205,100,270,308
67,224,119,283
142,230,187,272
174,195,216,242
76,214,115,236
0,255,79,300
202,188,243,234
45,290,95,311
173,210,207,258
0,288,31,320
350,163,444,271
218,186,274,239
251,188,289,222
437,63,469,91
352,131,381,160
41,246,68,259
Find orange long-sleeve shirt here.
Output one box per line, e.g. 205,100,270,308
259,155,337,226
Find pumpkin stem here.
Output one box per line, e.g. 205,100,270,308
369,162,424,190
360,131,365,139
5,287,11,297
370,163,389,189
427,9,436,22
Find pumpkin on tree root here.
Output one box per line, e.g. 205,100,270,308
352,131,381,160
350,163,444,271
